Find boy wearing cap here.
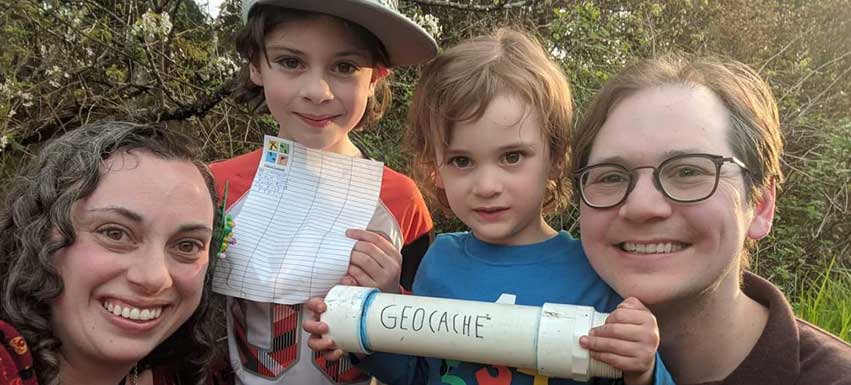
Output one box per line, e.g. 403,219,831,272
209,1,438,384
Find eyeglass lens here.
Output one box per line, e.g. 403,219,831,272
580,155,720,207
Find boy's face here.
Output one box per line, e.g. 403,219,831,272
578,85,775,307
250,15,378,155
435,94,555,246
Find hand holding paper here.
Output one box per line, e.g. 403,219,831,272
341,229,402,294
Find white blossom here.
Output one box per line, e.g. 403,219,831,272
47,65,62,77
0,135,7,150
132,11,173,43
18,91,34,107
214,56,239,76
409,12,442,39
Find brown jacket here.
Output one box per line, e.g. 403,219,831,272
694,272,851,385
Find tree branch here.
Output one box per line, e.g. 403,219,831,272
409,0,530,12
136,77,238,122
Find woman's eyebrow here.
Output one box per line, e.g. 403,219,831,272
86,206,143,223
86,206,212,234
178,224,213,235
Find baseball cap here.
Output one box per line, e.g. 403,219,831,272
242,0,438,67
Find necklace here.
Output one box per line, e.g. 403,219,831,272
119,364,139,385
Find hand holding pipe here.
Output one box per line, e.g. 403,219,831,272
320,285,621,381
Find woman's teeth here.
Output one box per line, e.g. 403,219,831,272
103,301,163,321
621,242,685,254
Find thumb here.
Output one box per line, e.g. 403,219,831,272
618,297,647,310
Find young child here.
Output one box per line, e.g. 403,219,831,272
305,29,674,385
210,1,438,384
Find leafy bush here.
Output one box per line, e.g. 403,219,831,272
1,0,849,338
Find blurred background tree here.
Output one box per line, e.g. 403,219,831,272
1,0,849,337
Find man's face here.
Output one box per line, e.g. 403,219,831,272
578,84,775,307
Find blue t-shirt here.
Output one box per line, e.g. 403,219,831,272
358,231,674,385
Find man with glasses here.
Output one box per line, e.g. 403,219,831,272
572,55,851,385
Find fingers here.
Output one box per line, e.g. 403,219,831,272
304,297,328,315
594,306,659,343
302,318,329,335
305,327,345,361
348,230,401,268
579,334,655,369
339,274,358,286
577,298,659,381
617,297,648,311
346,229,402,293
303,298,345,361
588,322,652,343
604,298,657,330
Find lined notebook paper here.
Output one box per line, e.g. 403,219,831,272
212,135,384,304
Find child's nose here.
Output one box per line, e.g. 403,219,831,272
472,167,503,197
300,71,334,104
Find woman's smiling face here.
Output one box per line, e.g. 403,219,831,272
50,150,214,366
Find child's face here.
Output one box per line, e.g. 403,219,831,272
435,94,555,245
250,15,378,155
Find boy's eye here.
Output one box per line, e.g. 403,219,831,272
502,152,523,165
335,62,359,74
449,156,472,169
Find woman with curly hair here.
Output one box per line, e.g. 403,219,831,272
0,121,229,385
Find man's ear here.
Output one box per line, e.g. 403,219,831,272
747,178,776,240
249,61,264,87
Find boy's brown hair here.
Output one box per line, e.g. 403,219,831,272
233,5,392,129
407,28,575,215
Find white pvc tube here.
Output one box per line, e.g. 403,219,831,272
321,285,621,381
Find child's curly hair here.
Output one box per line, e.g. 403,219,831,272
407,28,575,216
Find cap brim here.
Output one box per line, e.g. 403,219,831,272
251,0,438,67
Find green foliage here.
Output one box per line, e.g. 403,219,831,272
1,0,849,338
0,0,243,180
792,259,851,343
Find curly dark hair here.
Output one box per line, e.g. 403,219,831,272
0,121,226,385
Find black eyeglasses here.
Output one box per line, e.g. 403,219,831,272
575,153,749,209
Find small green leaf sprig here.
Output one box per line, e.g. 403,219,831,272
212,182,236,259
